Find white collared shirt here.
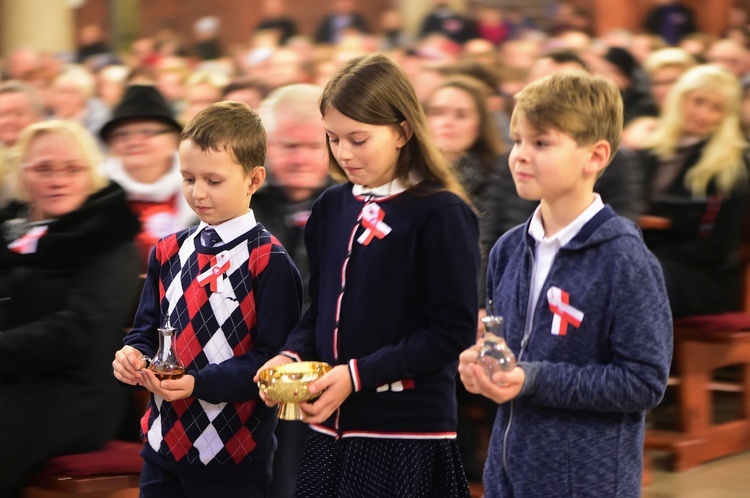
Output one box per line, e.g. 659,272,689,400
351,178,409,198
527,194,604,317
197,210,258,247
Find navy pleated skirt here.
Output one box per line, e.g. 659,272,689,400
292,431,471,498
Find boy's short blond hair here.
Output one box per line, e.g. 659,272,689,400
511,70,623,165
180,101,266,175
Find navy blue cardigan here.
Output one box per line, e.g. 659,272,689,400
283,182,480,437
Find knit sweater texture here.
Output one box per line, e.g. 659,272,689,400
483,206,673,498
124,223,302,484
283,182,480,437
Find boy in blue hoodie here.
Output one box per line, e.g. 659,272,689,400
458,71,673,497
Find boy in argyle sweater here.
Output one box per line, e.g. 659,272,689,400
113,101,303,498
458,71,673,497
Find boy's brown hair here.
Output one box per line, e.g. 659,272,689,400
511,70,623,166
180,101,266,174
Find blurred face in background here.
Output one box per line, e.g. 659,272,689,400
267,111,329,201
182,83,221,123
650,65,686,111
526,57,585,83
107,118,179,183
0,91,40,147
426,85,480,159
681,89,727,137
50,83,87,120
224,87,265,110
21,132,92,220
156,71,186,104
707,40,748,78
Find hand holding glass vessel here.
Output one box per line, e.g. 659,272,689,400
477,312,517,382
140,318,185,380
257,361,332,420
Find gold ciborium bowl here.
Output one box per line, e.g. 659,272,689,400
257,361,332,420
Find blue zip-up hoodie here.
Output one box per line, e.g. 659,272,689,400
484,206,673,498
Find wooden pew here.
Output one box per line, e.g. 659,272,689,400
643,217,750,470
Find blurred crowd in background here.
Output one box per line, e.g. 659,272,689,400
3,0,750,495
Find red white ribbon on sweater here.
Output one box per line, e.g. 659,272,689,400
357,203,391,245
547,286,583,336
8,226,48,254
198,251,231,293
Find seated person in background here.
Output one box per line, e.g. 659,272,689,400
314,0,369,45
595,46,655,125
622,47,697,150
0,120,141,498
643,0,697,46
254,0,298,45
638,64,750,317
425,75,505,308
191,16,223,61
255,82,334,498
425,74,507,482
179,70,229,125
0,81,45,207
419,0,478,45
49,64,111,147
100,84,196,269
222,77,268,111
644,47,697,115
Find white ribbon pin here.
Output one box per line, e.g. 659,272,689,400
197,250,231,293
547,286,584,336
357,203,391,245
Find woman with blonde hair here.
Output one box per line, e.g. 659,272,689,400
639,64,750,317
0,120,141,497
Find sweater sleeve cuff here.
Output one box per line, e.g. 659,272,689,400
281,351,302,362
348,359,361,392
517,361,539,398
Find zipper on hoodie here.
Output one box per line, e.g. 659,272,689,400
502,244,562,476
501,244,536,475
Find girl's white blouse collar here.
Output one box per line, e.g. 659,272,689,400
351,178,408,198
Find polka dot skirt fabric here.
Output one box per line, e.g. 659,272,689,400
292,432,471,498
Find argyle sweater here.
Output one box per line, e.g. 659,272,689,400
124,223,302,484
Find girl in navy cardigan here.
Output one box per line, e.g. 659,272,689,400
255,54,480,497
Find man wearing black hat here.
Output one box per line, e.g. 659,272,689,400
100,84,196,269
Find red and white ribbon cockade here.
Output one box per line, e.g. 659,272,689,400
197,251,231,293
357,203,391,246
547,286,584,336
8,226,48,254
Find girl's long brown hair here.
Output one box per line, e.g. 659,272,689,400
319,53,471,206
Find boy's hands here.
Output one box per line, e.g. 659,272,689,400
458,345,525,404
139,369,195,402
298,365,352,424
253,354,294,407
112,345,145,385
113,345,195,401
